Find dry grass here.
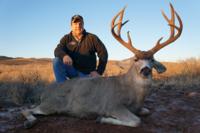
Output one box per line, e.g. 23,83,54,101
0,58,53,105
153,58,200,89
0,57,200,106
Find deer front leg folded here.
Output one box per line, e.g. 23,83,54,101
99,107,141,127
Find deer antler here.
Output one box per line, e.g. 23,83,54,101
111,4,183,59
111,6,142,57
148,3,183,55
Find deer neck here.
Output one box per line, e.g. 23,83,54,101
119,62,152,109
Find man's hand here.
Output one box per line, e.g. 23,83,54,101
89,71,100,77
63,55,73,65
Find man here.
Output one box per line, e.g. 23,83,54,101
53,15,108,83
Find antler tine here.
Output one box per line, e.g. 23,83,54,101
111,6,141,56
162,3,175,37
148,3,183,55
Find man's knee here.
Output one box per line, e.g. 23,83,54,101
53,57,62,67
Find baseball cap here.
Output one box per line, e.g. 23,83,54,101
71,15,84,23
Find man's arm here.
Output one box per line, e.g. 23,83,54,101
54,35,73,65
54,35,68,59
93,36,108,75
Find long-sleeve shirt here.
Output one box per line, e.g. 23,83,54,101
54,30,108,75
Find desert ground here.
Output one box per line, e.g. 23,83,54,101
0,56,200,133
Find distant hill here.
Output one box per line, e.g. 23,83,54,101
0,56,14,60
0,56,52,65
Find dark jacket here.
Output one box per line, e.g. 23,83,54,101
54,30,108,75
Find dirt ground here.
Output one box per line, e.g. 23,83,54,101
1,85,200,133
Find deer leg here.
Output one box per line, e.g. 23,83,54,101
99,107,141,127
138,107,150,116
21,106,46,128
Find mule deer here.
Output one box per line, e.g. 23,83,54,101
21,3,182,128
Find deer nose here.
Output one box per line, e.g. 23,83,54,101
140,67,152,77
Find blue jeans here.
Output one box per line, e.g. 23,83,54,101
53,57,88,83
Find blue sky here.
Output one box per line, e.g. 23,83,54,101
0,0,199,61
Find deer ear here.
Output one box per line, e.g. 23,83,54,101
153,60,166,73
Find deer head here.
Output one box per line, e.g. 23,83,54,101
111,3,183,78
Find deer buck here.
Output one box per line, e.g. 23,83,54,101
21,3,182,128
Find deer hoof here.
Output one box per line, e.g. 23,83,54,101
138,107,150,116
24,120,37,129
95,116,102,123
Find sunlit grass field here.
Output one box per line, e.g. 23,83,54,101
0,57,200,106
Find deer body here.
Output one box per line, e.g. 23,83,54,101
22,60,152,128
22,3,182,128
42,62,150,116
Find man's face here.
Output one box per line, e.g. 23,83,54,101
71,21,84,35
